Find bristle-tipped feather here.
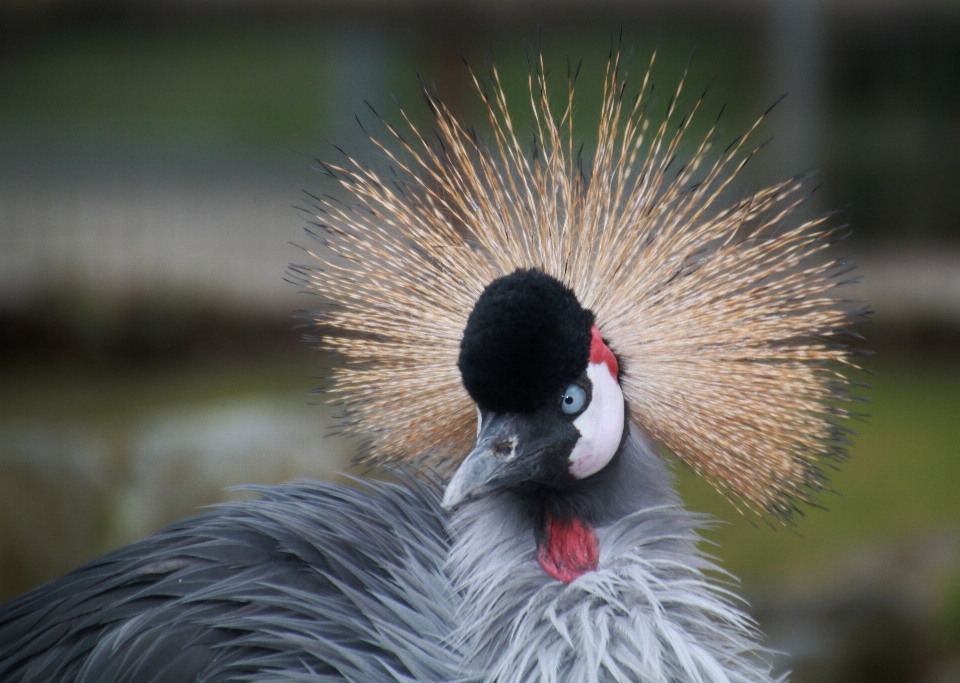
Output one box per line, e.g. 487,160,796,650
294,48,858,517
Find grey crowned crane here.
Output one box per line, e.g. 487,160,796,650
0,48,858,683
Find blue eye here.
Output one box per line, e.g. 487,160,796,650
560,384,587,415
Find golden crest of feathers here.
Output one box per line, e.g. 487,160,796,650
291,48,859,518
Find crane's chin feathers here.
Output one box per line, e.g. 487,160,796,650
295,46,860,519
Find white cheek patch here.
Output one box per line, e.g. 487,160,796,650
568,362,625,479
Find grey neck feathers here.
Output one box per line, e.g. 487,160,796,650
447,428,782,683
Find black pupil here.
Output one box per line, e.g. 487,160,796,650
564,395,573,404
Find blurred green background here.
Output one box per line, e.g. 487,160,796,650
1,1,959,681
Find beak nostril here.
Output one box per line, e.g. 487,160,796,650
494,439,517,459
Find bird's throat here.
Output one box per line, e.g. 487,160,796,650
537,514,599,583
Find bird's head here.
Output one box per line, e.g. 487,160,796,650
444,269,631,583
299,47,860,561
443,269,625,509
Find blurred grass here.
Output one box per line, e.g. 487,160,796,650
0,351,320,439
1,27,332,145
0,25,760,151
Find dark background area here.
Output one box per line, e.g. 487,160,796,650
1,1,959,681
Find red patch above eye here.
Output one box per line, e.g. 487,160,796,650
589,325,619,379
537,514,599,583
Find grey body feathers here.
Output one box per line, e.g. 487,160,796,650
0,432,779,682
450,432,781,683
0,478,463,683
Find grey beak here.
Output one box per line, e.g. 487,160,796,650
442,413,528,510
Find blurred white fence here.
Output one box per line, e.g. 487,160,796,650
857,248,960,325
0,141,316,310
2,139,959,325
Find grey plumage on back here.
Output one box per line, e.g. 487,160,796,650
0,478,464,683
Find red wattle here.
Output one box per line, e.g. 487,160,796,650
589,325,618,379
537,514,599,583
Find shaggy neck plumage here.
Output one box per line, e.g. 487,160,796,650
447,429,778,683
449,427,679,589
447,428,679,657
